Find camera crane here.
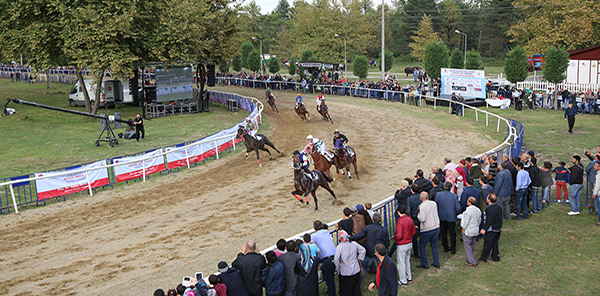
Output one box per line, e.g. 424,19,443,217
3,98,134,147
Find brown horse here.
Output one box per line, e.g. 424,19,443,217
307,145,337,178
236,126,280,167
292,154,337,210
295,103,310,122
317,102,333,124
266,94,279,113
333,146,359,180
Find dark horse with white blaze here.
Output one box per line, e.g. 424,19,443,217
236,126,280,167
292,154,337,210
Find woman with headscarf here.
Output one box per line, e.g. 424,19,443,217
333,230,366,296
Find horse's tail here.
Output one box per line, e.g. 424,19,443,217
262,136,281,153
322,172,334,183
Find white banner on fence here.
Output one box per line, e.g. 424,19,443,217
441,68,486,99
165,144,203,169
114,150,166,182
35,160,109,200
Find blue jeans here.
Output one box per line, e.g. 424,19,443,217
542,186,550,202
516,188,528,219
595,197,600,222
418,228,440,267
530,186,540,212
569,183,584,212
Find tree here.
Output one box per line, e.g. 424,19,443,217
423,40,449,80
465,50,483,70
353,55,369,79
288,61,297,76
301,49,315,61
480,0,515,57
232,55,242,72
404,0,439,39
504,45,529,84
268,57,281,74
273,0,290,19
219,63,229,73
544,46,569,84
450,48,463,69
438,0,462,50
247,49,261,72
240,42,255,68
409,15,441,61
379,50,394,72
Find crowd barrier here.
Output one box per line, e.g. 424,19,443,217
0,91,263,214
517,80,600,93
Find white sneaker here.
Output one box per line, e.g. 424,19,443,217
567,211,577,215
575,212,581,215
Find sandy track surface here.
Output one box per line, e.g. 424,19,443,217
0,86,493,295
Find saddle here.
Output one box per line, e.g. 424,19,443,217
324,151,334,162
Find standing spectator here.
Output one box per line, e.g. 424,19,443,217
275,239,287,257
585,154,600,199
335,207,353,234
232,240,267,296
394,180,412,208
564,102,578,133
262,251,285,296
417,192,441,269
350,213,389,274
406,183,421,259
469,159,484,189
487,155,499,187
217,261,249,296
333,230,365,296
568,155,584,215
393,205,415,287
591,162,600,225
413,169,433,192
461,178,480,212
368,244,398,295
553,161,570,203
365,203,375,220
478,194,503,262
300,234,320,266
479,176,493,210
428,176,443,201
528,160,542,213
311,220,336,296
461,197,482,266
350,206,367,245
540,161,554,205
210,275,228,296
435,182,461,254
278,240,301,296
133,113,145,141
514,162,531,220
301,78,307,94
493,161,514,220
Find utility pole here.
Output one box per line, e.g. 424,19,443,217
381,0,385,80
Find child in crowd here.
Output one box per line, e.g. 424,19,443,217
553,161,569,203
274,238,286,257
540,161,554,205
208,274,226,296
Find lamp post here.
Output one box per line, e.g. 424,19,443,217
335,34,347,81
381,0,385,80
251,37,264,75
454,30,467,69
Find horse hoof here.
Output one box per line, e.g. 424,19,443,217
259,163,262,167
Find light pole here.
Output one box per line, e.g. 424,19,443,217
381,0,385,80
252,37,264,75
454,30,467,69
335,34,347,81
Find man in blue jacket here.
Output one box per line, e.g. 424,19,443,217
368,244,398,296
461,178,481,212
435,182,461,254
350,213,389,274
493,161,514,220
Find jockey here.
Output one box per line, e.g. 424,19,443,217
245,118,258,138
305,135,332,161
333,130,348,155
295,94,304,109
293,150,313,179
316,93,326,112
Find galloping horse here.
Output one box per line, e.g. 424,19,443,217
333,146,359,180
295,103,310,122
292,154,337,210
317,102,333,124
236,126,280,167
266,94,279,113
307,145,336,178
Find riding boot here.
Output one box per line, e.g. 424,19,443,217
303,167,313,180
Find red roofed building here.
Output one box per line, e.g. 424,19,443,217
565,45,600,84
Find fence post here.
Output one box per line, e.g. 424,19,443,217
434,97,436,110
9,184,19,214
185,147,191,169
475,109,478,121
142,158,147,182
486,113,489,126
497,118,501,132
86,170,93,197
449,102,452,113
232,137,236,151
215,140,219,159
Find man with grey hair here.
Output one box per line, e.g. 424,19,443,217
461,197,482,266
232,240,266,296
493,161,514,220
487,154,498,187
350,212,389,274
416,192,440,269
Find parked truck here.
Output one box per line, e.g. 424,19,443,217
68,79,125,107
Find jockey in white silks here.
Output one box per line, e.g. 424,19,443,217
304,134,333,162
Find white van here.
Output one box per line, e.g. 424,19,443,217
68,79,124,107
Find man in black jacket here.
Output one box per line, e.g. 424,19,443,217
428,175,443,201
413,169,433,193
232,240,267,296
568,155,584,215
217,261,249,296
528,159,542,213
478,193,503,262
564,102,578,133
350,213,389,274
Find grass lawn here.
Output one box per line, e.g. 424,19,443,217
0,79,250,178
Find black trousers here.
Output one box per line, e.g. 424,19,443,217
480,231,501,261
322,256,336,296
567,116,575,133
338,272,361,296
412,217,420,256
440,220,457,252
136,126,145,140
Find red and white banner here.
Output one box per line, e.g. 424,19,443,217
114,150,166,183
35,160,109,200
165,144,204,169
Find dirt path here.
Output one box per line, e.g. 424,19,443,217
0,86,494,295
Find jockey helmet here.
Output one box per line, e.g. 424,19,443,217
293,150,300,155
246,118,251,122
306,135,313,141
297,94,301,97
267,88,271,92
319,92,322,96
334,130,339,135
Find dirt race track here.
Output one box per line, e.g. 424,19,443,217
0,85,495,295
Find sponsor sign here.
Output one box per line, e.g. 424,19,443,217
441,68,486,99
114,150,166,182
35,160,109,200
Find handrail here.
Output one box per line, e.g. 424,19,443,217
0,94,263,214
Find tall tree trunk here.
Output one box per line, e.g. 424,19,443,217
74,65,92,113
46,69,50,89
91,75,104,115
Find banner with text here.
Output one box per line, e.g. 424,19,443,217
35,160,109,200
114,150,166,182
165,144,204,169
441,68,486,99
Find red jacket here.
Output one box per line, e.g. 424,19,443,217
393,215,416,246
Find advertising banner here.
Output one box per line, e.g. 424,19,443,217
114,150,166,183
165,144,204,169
441,68,486,98
35,160,109,200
